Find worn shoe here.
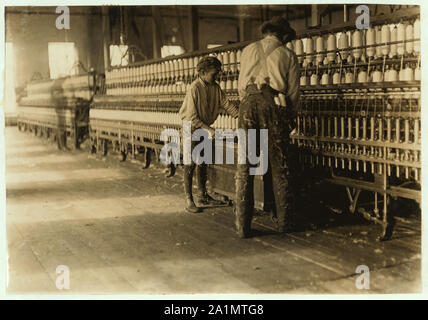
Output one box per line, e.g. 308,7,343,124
185,197,202,213
277,222,294,234
197,194,224,206
236,226,251,239
235,216,251,239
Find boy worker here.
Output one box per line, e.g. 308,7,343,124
179,56,239,213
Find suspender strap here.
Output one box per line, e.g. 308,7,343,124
252,40,282,83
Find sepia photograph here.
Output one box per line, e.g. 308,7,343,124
2,1,422,296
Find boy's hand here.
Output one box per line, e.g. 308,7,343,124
208,127,216,139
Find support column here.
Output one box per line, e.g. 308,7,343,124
188,6,199,52
101,6,111,72
311,4,320,27
239,15,251,42
152,6,163,59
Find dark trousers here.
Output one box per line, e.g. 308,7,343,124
235,85,296,232
183,135,210,199
184,163,207,199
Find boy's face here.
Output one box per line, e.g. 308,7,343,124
201,67,220,84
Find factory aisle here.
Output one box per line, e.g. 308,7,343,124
5,127,421,294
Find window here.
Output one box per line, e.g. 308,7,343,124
110,45,129,67
161,45,185,58
4,42,17,114
48,42,78,79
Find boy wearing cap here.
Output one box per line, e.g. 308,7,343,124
235,16,300,238
179,56,239,213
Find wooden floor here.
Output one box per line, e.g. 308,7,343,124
5,127,421,294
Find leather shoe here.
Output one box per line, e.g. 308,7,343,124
197,194,224,206
185,198,202,213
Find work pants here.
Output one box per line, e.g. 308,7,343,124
235,85,296,232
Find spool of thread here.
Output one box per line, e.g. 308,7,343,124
230,51,237,72
217,53,224,65
397,23,405,55
223,51,230,72
338,32,349,60
300,75,308,86
310,74,318,85
188,58,194,76
237,50,242,71
327,34,337,62
295,39,304,63
389,26,398,58
345,72,354,83
352,30,363,60
316,36,325,64
321,73,330,85
372,70,382,82
388,69,398,81
173,60,179,77
178,59,184,77
404,66,414,81
183,58,189,76
306,37,314,63
366,27,376,58
193,56,199,74
406,24,414,55
399,68,406,81
375,26,382,58
332,72,341,84
414,67,421,80
226,79,232,91
358,70,368,83
414,19,420,54
157,63,163,78
232,79,238,90
381,25,391,56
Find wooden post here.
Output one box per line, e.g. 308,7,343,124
152,6,163,59
311,4,319,27
101,6,111,72
188,6,199,52
239,16,251,42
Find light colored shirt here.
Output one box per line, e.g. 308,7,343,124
238,35,300,114
179,77,239,130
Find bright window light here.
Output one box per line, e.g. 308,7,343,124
110,45,129,67
161,45,185,58
207,44,223,49
4,42,17,114
48,42,78,79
